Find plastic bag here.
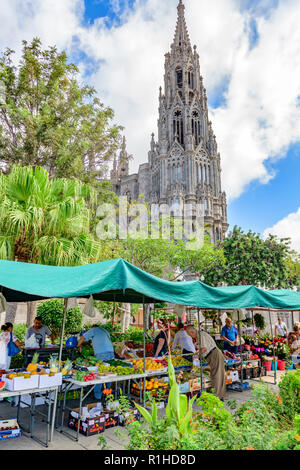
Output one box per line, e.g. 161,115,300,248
83,295,96,318
0,339,8,369
0,293,6,314
25,334,40,349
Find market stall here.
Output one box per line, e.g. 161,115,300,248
1,258,300,444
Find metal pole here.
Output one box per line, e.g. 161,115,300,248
143,297,146,406
50,297,68,442
197,309,204,395
268,309,277,385
238,310,243,389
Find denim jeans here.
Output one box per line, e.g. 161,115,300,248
223,343,238,355
94,352,114,400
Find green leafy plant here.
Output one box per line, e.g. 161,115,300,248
254,313,265,330
12,324,27,342
278,370,300,421
37,299,83,339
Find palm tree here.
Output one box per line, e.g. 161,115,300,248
0,165,102,323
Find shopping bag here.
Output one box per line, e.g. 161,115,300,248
25,334,40,349
7,333,20,357
0,340,7,369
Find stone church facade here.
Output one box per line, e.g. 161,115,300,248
111,0,228,243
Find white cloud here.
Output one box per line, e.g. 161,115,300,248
0,0,300,203
263,208,300,252
0,0,83,57
212,0,300,198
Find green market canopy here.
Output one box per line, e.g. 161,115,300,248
0,258,300,310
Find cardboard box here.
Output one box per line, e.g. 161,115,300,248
119,409,140,427
0,419,21,441
19,394,45,408
68,415,105,436
3,374,39,392
178,382,190,394
68,403,119,436
38,372,62,388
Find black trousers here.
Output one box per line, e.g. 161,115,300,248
182,349,194,362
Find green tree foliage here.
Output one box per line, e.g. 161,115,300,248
0,38,122,186
204,226,292,288
37,299,83,338
96,197,224,279
285,251,300,288
0,164,101,265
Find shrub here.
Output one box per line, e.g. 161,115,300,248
13,324,27,342
278,370,300,421
37,299,83,338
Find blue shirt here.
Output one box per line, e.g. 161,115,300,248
221,325,238,342
83,327,114,356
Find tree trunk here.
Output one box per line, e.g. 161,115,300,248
5,303,18,323
26,301,38,327
121,303,131,333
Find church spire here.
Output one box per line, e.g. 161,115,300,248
173,0,191,49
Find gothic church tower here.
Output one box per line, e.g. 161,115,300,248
113,0,228,243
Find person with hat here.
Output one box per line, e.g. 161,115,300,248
186,326,226,400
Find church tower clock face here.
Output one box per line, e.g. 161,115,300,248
112,1,228,244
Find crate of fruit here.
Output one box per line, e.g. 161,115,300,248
4,373,39,391
38,372,63,388
119,408,140,427
0,419,21,441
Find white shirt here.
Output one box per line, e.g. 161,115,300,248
275,322,287,337
198,331,217,358
172,330,196,353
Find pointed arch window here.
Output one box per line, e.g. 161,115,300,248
172,165,176,182
188,68,194,89
177,163,181,180
173,110,184,145
192,110,201,146
204,165,207,182
175,67,183,89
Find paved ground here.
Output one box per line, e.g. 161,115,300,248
0,371,284,450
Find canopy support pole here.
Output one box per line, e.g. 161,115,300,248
50,297,68,442
268,309,277,385
238,311,243,389
197,309,204,396
143,297,146,406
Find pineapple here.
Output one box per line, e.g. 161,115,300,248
49,355,58,374
61,359,72,376
26,352,39,372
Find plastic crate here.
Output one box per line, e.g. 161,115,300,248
0,419,21,441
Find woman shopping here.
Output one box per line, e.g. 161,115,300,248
0,323,23,370
154,319,170,357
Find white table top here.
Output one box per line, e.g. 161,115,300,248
63,372,148,387
0,386,58,399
